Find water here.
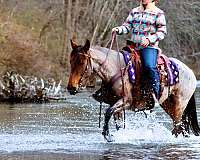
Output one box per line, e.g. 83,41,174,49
0,88,200,159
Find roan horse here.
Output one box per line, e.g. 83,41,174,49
67,39,200,142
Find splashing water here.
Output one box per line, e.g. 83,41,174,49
0,89,200,159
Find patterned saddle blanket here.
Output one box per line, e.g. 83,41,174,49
122,49,179,86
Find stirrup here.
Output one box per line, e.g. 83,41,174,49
92,89,103,102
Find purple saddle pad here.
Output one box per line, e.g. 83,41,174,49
122,50,179,86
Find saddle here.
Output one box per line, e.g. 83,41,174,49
122,40,179,98
92,41,179,111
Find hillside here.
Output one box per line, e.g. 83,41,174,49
0,6,67,82
0,0,199,81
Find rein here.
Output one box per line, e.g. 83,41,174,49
97,33,127,129
97,34,116,128
78,53,93,87
115,34,126,129
77,35,127,129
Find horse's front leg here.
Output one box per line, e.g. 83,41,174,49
102,98,126,142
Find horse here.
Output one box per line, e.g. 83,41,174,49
67,39,200,142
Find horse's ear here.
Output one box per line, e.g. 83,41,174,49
83,39,90,51
70,39,78,49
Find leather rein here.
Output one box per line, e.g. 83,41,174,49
78,34,127,129
78,49,127,91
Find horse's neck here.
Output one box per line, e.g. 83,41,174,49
90,47,125,82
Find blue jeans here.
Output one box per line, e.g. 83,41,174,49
140,48,160,98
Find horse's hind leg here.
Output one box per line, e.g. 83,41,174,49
161,94,188,137
113,111,123,130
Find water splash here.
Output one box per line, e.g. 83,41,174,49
109,111,200,145
1,110,199,154
0,91,200,158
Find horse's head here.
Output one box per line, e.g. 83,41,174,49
67,39,92,95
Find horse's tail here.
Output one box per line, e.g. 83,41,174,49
182,94,200,136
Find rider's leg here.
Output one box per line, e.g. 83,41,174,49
140,48,160,99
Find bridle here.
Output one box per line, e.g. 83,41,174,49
77,46,112,89
78,51,93,88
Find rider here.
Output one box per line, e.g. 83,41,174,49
112,0,167,102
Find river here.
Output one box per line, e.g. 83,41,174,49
0,86,200,160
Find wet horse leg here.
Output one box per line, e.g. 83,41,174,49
113,111,123,130
102,107,114,137
161,94,188,137
102,98,125,141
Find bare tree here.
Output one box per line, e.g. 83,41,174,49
0,0,200,80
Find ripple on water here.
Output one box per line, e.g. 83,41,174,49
0,110,200,154
0,90,200,159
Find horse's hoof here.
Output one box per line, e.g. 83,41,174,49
172,123,189,137
172,130,178,137
103,134,114,142
115,124,121,131
102,130,114,142
182,130,190,138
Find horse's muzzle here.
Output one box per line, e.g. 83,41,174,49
67,86,78,95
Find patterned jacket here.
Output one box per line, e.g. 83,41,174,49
116,6,167,50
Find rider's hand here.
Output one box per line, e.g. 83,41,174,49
141,38,150,47
112,27,119,35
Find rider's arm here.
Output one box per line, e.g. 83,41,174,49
114,10,134,35
146,12,167,44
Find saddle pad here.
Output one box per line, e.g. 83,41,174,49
168,59,179,85
122,50,179,86
123,50,136,83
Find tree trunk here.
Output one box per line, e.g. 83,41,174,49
61,0,72,66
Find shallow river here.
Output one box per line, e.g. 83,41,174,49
0,86,200,160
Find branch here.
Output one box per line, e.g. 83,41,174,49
99,0,120,41
91,1,108,45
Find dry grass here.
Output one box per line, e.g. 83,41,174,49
0,0,199,81
0,16,65,82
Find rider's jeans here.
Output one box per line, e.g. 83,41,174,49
140,48,160,98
